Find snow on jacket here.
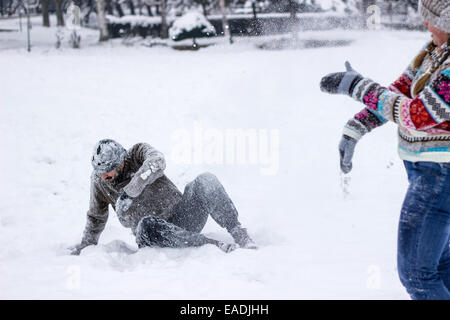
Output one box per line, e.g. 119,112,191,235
343,41,450,163
80,143,182,246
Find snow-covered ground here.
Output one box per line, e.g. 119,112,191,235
0,16,431,299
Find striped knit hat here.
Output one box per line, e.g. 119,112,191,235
419,0,450,33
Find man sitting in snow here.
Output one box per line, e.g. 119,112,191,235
70,139,256,255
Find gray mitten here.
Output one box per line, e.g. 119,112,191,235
320,61,363,96
339,135,357,174
68,242,90,256
123,158,165,198
115,190,133,216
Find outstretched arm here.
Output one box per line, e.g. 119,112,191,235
337,60,420,173
343,58,418,139
352,67,450,132
71,176,109,255
321,54,450,132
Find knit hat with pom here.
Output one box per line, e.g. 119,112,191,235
419,0,450,33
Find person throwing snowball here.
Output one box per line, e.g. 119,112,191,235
320,0,450,300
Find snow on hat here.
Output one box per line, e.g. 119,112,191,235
91,139,127,173
419,0,450,33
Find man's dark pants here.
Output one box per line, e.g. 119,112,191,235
135,173,240,248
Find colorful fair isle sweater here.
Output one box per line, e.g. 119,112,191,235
343,42,450,163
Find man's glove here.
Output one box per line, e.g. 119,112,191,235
140,158,164,180
124,158,165,198
115,190,133,216
320,61,363,96
68,242,91,256
339,135,357,174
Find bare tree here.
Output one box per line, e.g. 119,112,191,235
145,3,152,16
137,0,143,15
95,0,109,41
219,0,232,43
105,0,113,14
41,0,50,27
127,0,135,14
160,0,168,38
114,0,124,16
54,0,65,26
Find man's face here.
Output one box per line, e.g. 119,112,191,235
424,21,449,47
101,162,124,182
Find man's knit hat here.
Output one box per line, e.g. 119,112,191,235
419,0,450,33
91,139,127,173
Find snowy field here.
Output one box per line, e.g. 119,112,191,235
0,17,430,299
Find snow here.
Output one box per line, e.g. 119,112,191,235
169,11,216,40
207,11,351,20
315,0,359,14
106,15,162,27
0,15,431,299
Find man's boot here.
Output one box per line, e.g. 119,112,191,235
229,225,257,249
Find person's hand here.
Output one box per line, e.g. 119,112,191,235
68,243,89,256
140,158,165,180
115,190,133,216
339,135,357,174
320,61,363,96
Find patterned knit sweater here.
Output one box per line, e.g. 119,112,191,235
343,41,450,163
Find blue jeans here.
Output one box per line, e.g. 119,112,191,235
398,161,450,300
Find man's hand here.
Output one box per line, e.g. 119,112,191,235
68,243,90,256
115,190,133,216
140,158,164,180
320,61,363,96
339,135,357,174
124,157,165,198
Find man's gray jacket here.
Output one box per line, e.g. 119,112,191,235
80,143,182,246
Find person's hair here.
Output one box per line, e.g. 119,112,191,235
412,38,450,97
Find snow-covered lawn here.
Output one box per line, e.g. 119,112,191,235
0,18,430,299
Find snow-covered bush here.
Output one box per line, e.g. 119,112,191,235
314,0,358,14
169,11,216,46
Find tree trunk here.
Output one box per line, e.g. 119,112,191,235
146,4,152,16
288,0,296,21
0,0,3,16
252,1,257,20
41,0,50,27
219,0,232,43
201,1,207,17
251,1,261,35
115,2,124,17
128,0,135,15
54,0,65,26
105,0,113,15
160,0,168,39
95,0,109,41
288,0,297,39
82,0,94,24
137,0,143,15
